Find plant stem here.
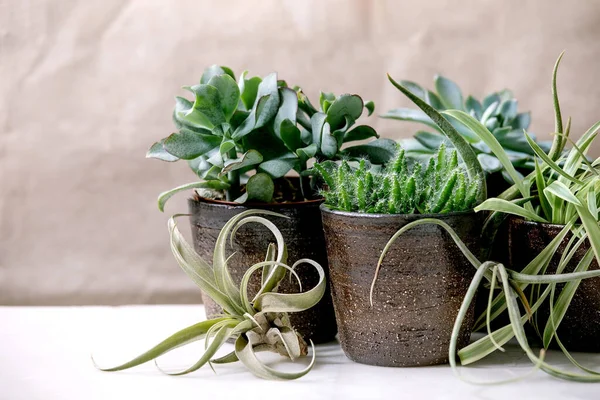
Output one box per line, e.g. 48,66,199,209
226,148,240,201
299,160,311,200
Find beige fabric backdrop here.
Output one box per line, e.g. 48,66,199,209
2,0,600,305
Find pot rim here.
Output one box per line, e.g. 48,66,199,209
190,195,324,209
319,203,476,219
507,215,570,230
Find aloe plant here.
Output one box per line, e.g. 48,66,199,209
382,74,551,187
315,144,480,214
147,65,396,209
373,53,600,382
94,210,326,380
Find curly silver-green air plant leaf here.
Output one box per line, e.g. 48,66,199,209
94,210,326,380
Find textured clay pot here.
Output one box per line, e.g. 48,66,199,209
189,197,337,344
321,206,482,367
508,216,600,352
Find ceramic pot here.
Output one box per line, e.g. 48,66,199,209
189,196,337,344
508,216,600,352
321,206,482,367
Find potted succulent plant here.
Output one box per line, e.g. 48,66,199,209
382,74,551,196
95,210,326,380
387,53,600,383
147,65,396,343
316,75,487,367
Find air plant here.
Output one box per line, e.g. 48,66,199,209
94,210,326,380
372,53,600,382
314,144,480,214
382,73,551,187
147,65,396,209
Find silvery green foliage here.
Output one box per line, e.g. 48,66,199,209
147,65,396,207
382,74,550,183
315,144,480,214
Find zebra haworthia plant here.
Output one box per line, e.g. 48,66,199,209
382,73,550,186
315,144,481,214
147,65,396,209
94,210,326,380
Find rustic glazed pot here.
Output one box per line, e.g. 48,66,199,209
189,196,337,344
321,206,482,367
508,216,600,352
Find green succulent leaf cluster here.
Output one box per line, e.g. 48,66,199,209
315,144,480,214
95,210,326,380
382,74,551,183
148,65,395,209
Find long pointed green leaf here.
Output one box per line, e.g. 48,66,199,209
387,75,486,202
93,318,228,371
474,198,547,223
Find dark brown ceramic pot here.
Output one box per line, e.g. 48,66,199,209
188,196,337,344
321,206,482,367
508,216,600,352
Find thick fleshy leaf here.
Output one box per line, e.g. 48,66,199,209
326,94,363,130
239,72,262,110
414,130,449,150
157,181,230,212
296,144,318,162
320,122,338,158
200,65,227,84
434,75,464,110
310,112,327,150
208,74,240,121
254,73,280,129
185,84,226,127
163,129,221,160
343,125,379,143
342,138,397,164
477,153,503,173
364,100,375,116
465,96,482,119
380,108,440,131
146,139,179,162
246,173,274,202
274,88,298,137
222,150,263,174
258,159,296,178
279,119,303,151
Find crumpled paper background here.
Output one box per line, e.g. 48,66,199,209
2,0,600,305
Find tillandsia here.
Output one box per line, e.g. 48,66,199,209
314,144,481,214
94,210,326,380
147,65,396,209
374,53,600,383
382,73,551,189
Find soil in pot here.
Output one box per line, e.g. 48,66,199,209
188,194,337,344
508,216,600,352
321,206,483,367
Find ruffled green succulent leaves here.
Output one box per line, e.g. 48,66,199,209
388,75,486,203
233,73,280,140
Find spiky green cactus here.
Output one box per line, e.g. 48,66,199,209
316,144,480,214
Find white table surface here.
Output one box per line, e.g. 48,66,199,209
1,305,598,400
